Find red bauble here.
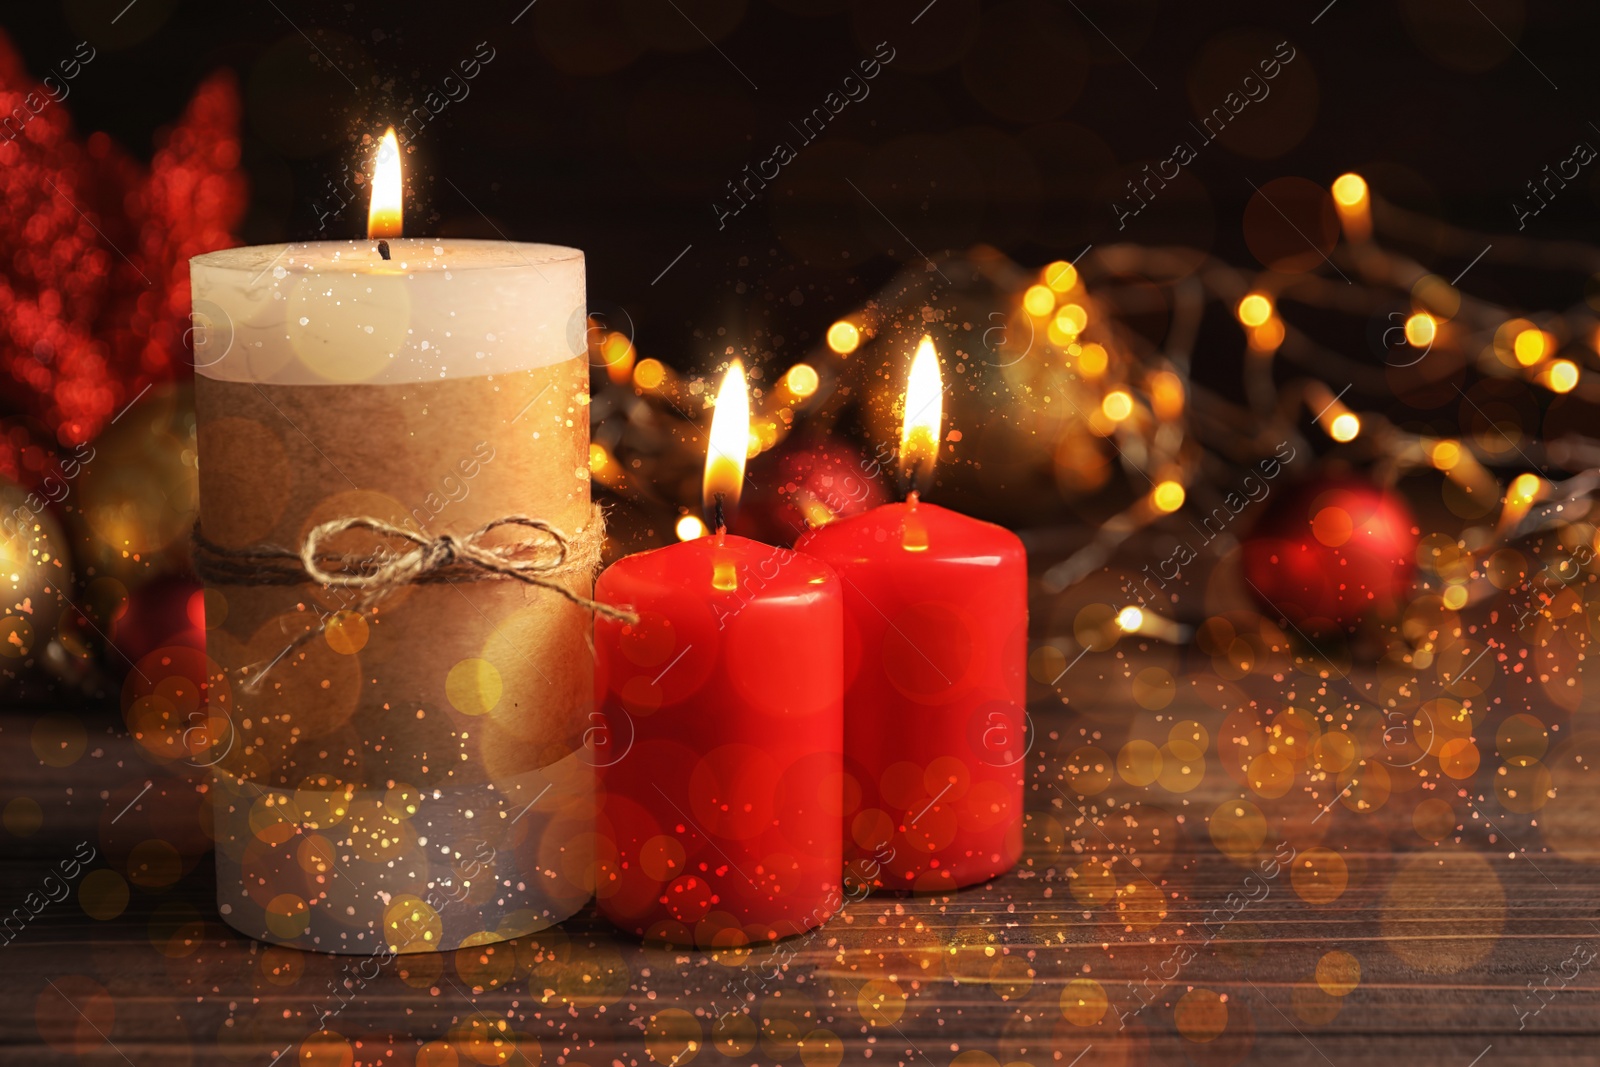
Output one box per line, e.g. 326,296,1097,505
1240,477,1417,628
737,437,890,545
110,575,205,668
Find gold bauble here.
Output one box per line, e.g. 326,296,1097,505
0,476,72,684
71,384,198,583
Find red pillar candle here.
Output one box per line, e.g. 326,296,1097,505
593,361,844,946
796,335,1026,893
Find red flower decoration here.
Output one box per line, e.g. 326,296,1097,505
0,31,245,485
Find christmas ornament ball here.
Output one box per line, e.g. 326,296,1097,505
1241,476,1418,628
741,437,889,545
70,384,198,583
111,574,207,668
0,476,72,681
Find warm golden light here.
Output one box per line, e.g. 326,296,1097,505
1248,316,1285,353
1047,316,1078,348
1045,260,1078,292
1438,446,1495,497
1546,359,1579,394
798,495,835,528
600,329,635,385
703,359,750,522
902,505,928,553
367,127,403,240
1102,390,1133,422
1078,343,1108,378
1513,328,1547,367
1149,370,1184,421
1404,312,1436,347
1508,472,1541,506
827,321,861,355
786,363,820,398
1237,293,1273,328
1329,412,1361,442
589,443,626,489
1023,284,1056,317
1309,384,1360,443
1498,472,1543,533
633,358,666,390
1054,306,1090,346
1332,173,1372,241
1051,307,1081,342
1331,173,1368,207
900,334,943,490
1117,606,1145,633
1151,480,1186,513
676,515,707,541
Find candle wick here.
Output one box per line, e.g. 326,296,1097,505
713,492,727,535
906,466,919,501
377,240,391,261
901,490,928,552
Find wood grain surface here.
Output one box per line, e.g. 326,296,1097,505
2,663,1596,1067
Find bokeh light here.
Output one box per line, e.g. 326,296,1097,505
1405,312,1436,347
1507,472,1541,506
1237,293,1273,327
786,363,820,398
634,358,666,389
1331,172,1368,207
826,321,861,355
1545,359,1579,393
1329,412,1361,442
1077,343,1108,377
1513,328,1547,366
1152,480,1186,512
1044,260,1078,292
1022,284,1056,317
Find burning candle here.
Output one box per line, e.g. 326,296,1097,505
190,130,596,953
796,335,1027,893
593,361,845,946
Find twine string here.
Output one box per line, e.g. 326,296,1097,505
192,503,637,691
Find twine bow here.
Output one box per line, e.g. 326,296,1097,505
192,504,636,691
295,512,634,623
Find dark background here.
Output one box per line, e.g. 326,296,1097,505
5,0,1598,373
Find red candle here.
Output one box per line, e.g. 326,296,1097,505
796,335,1026,893
593,361,844,946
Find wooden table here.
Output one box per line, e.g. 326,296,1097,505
3,657,1597,1066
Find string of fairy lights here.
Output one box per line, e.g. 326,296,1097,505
584,170,1600,657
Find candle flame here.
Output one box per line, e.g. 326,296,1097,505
368,128,403,240
900,334,943,489
703,359,749,523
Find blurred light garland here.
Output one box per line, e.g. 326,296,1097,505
593,175,1600,614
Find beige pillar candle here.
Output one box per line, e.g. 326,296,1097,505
189,141,596,955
